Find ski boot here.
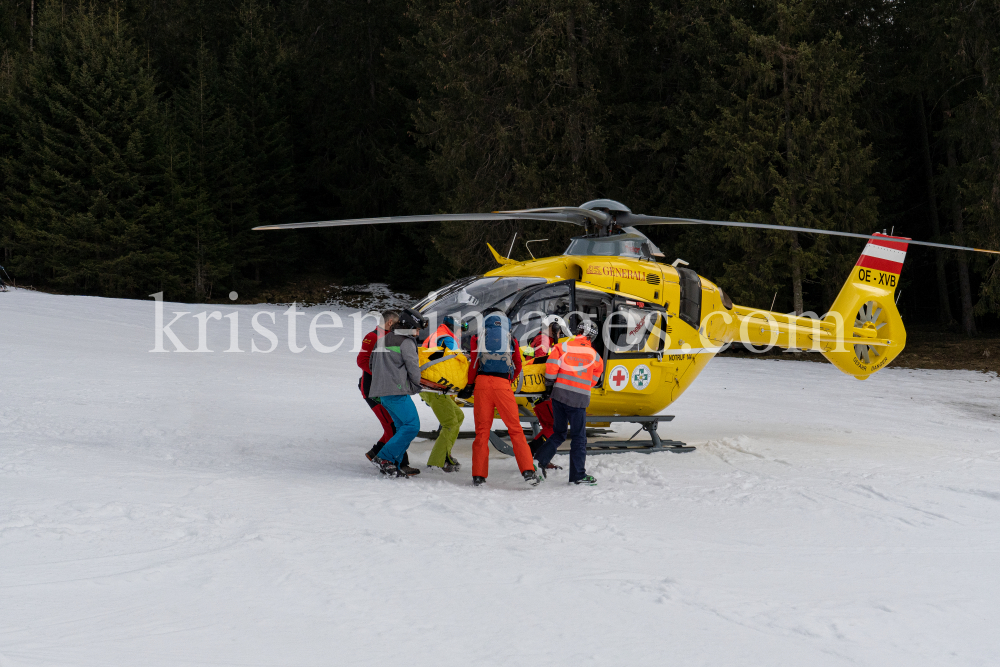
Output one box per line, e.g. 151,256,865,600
523,469,543,487
443,453,461,473
365,443,384,465
374,457,407,478
537,460,564,480
473,476,486,487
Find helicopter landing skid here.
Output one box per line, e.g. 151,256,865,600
485,414,693,456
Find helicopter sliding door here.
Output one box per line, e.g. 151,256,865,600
506,279,576,346
573,287,614,388
506,280,576,395
591,297,670,400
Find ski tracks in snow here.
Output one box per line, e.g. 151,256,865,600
3,290,1000,666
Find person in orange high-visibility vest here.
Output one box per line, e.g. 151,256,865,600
535,319,604,485
423,317,460,350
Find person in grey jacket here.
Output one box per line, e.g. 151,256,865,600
369,316,424,477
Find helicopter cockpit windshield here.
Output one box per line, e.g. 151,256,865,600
564,229,664,260
415,276,546,338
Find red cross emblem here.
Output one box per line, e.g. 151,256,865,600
609,365,629,391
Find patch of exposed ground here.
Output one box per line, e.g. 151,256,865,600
719,329,1000,374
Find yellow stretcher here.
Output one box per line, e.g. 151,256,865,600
418,346,470,392
418,346,548,396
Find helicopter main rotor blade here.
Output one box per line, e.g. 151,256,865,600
624,214,1000,255
496,206,610,224
253,211,588,231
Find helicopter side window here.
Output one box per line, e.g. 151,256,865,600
648,313,669,352
676,267,702,329
509,284,573,346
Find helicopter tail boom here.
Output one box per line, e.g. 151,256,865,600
728,233,908,379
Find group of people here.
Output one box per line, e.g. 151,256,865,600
356,308,605,486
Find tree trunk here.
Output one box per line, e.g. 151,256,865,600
782,55,803,317
791,232,803,316
195,233,204,301
946,142,977,335
917,95,954,325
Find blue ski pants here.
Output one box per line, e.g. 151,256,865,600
535,399,588,482
376,394,420,465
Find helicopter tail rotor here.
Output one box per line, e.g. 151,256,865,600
820,233,908,379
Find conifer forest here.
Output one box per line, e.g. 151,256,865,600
1,0,998,332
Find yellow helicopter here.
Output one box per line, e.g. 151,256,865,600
256,200,999,454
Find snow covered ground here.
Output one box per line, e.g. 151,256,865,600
2,289,999,667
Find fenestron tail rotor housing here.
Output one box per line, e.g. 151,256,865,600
853,301,886,365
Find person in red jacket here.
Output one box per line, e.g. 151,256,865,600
358,310,416,474
527,322,561,458
530,321,560,358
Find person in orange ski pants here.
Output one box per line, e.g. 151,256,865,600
462,315,540,486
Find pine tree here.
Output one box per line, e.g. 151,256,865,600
609,0,742,283
220,0,296,288
286,0,412,218
698,0,878,313
279,0,430,288
617,0,730,215
166,41,232,301
890,0,966,329
3,2,170,296
405,0,624,275
0,48,20,268
941,0,1000,321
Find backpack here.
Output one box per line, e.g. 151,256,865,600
477,312,516,375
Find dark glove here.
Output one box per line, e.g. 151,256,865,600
540,386,553,401
456,384,474,400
